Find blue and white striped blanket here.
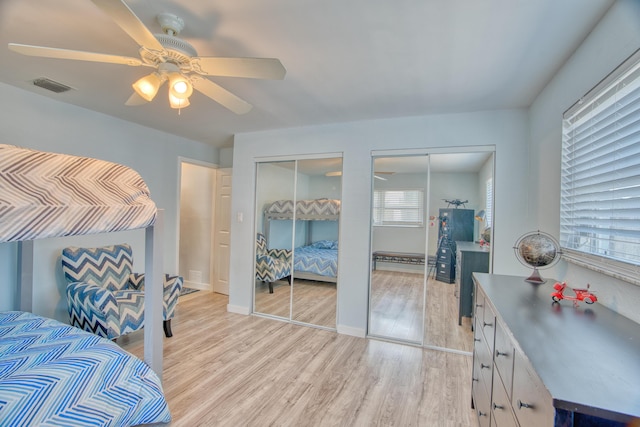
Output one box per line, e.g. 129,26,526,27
0,311,170,426
294,245,338,278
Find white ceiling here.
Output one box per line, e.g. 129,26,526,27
0,0,613,148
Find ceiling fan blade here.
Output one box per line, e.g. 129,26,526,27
125,92,148,106
8,43,143,66
191,77,253,115
194,57,286,80
90,0,165,52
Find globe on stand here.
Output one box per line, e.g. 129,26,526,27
513,231,561,284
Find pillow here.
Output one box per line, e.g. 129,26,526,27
311,240,338,250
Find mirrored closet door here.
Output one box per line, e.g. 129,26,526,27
254,157,342,330
254,161,295,319
368,155,429,344
368,151,494,352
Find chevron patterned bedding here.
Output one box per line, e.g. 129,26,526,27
265,199,340,219
0,311,170,426
294,243,338,277
0,144,157,243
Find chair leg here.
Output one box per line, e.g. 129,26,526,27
163,319,173,338
268,282,274,294
287,275,292,285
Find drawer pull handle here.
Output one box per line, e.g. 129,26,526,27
492,403,504,410
518,400,533,410
495,350,508,357
472,377,479,382
478,411,488,417
476,304,483,308
480,363,491,370
483,321,493,327
474,338,481,342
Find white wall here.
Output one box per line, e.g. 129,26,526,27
529,0,640,322
179,162,216,288
0,83,217,321
230,110,530,335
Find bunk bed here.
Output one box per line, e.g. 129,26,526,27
263,199,340,283
0,144,171,426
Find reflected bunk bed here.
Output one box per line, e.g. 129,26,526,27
0,144,171,426
264,199,340,283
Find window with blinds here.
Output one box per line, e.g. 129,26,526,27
561,49,640,281
373,189,424,227
485,178,493,228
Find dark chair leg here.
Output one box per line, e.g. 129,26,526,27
163,319,173,338
268,282,274,293
287,275,292,285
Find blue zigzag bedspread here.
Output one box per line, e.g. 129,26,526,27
294,241,338,278
0,311,170,426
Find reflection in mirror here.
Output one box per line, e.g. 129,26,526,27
291,158,341,329
367,152,494,352
254,161,295,319
369,156,428,344
424,152,494,352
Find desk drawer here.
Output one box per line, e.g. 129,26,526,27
436,262,455,283
491,367,518,427
481,301,496,353
494,319,514,398
472,362,492,427
512,350,553,427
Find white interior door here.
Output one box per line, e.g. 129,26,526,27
212,168,232,295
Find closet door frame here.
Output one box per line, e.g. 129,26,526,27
252,153,343,331
367,146,495,349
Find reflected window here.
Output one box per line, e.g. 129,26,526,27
373,189,424,227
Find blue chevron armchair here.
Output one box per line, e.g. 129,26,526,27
256,233,292,294
61,243,184,340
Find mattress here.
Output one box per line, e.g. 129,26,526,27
0,311,170,426
265,199,340,219
294,241,338,277
0,144,157,243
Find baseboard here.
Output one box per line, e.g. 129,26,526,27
227,304,250,315
183,280,212,291
337,324,366,338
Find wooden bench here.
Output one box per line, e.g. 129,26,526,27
372,251,434,270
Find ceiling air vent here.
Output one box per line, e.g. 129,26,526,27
32,77,73,93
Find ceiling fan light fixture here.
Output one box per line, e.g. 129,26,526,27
169,92,190,109
168,72,193,99
132,72,164,102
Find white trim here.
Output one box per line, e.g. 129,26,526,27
254,152,343,163
562,249,640,287
227,304,250,315
371,145,495,157
337,324,366,338
183,280,212,292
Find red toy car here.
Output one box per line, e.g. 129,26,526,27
551,282,597,306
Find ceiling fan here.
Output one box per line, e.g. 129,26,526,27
7,0,286,114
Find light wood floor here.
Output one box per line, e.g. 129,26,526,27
254,278,337,328
256,271,474,352
119,292,478,427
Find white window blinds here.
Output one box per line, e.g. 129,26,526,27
561,49,640,275
373,189,424,226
